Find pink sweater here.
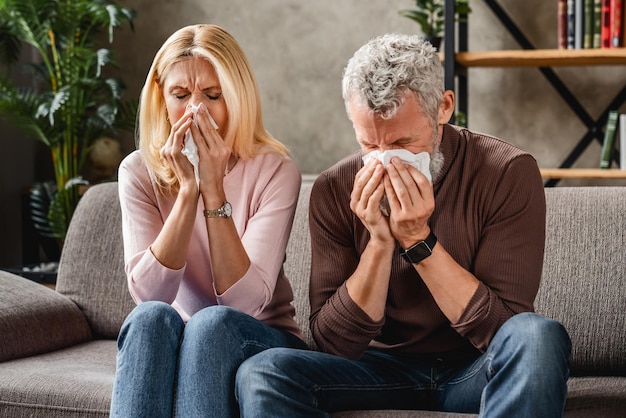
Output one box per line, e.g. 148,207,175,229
118,150,303,338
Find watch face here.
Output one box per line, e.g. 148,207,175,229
222,201,232,217
406,243,431,263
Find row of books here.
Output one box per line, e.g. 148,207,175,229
599,110,626,169
558,0,625,49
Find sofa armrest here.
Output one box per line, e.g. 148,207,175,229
0,271,92,362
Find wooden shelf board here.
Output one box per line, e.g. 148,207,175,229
540,168,626,179
455,48,626,67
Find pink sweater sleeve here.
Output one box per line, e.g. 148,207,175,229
118,154,184,305
214,159,301,317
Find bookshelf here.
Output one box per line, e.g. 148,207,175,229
443,0,626,186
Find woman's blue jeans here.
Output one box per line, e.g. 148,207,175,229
109,301,306,418
236,312,571,417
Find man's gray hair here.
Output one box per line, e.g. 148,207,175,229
342,33,444,124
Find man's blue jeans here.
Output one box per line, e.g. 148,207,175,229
236,312,571,417
109,301,306,418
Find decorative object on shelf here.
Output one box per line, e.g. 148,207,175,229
0,0,137,239
399,0,471,50
85,136,123,183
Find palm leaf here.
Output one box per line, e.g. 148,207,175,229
0,0,136,238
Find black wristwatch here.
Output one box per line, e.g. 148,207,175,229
399,231,437,264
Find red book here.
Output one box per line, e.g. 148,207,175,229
601,0,612,48
558,0,568,49
610,0,623,47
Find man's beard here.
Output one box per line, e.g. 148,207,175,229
429,146,444,180
429,128,444,180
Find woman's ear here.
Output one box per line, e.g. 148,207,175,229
438,90,455,124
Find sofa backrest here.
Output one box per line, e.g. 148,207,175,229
56,182,626,377
284,182,315,347
55,182,134,339
537,186,626,376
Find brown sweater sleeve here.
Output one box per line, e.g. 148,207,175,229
308,167,384,360
450,153,546,350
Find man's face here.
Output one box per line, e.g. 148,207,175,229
349,92,439,155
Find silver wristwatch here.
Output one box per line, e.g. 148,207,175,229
203,201,232,218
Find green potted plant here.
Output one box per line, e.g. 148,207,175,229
0,0,137,239
399,0,471,50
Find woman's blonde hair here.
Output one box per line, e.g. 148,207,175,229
138,24,290,193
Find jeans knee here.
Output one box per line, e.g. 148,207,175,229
235,348,293,394
500,312,570,351
185,305,242,336
118,301,184,349
491,312,571,375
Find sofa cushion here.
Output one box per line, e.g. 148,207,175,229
0,340,116,418
537,187,626,375
55,182,135,339
0,272,92,362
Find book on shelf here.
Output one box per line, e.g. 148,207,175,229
568,0,577,48
599,110,618,168
601,0,612,48
559,0,569,49
617,113,626,170
576,0,584,48
584,0,595,48
610,0,623,47
594,0,603,47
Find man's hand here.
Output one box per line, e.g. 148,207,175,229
384,157,434,249
350,159,394,245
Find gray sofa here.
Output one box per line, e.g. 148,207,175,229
0,181,625,417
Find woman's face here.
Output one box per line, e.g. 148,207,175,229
162,57,228,132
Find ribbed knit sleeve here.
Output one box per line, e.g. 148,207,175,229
448,152,546,350
308,162,385,359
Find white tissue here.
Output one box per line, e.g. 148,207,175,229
362,149,432,183
362,149,432,216
180,105,219,187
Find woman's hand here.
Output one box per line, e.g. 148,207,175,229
160,107,198,196
189,103,232,197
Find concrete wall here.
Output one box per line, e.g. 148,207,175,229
110,0,626,178
1,0,625,266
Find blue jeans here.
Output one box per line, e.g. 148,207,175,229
109,301,306,418
236,312,571,417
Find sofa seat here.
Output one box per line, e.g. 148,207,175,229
0,340,116,418
0,182,624,417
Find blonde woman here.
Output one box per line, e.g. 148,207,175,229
110,24,306,418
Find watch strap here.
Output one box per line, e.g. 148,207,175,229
203,201,231,218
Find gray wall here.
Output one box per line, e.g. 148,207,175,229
1,0,625,266
110,0,626,178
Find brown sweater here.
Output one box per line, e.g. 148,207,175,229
309,124,546,360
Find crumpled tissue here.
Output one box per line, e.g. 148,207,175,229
180,104,219,187
362,149,431,183
361,149,431,216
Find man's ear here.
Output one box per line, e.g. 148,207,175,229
438,90,455,124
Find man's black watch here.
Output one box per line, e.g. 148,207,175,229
399,231,437,264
